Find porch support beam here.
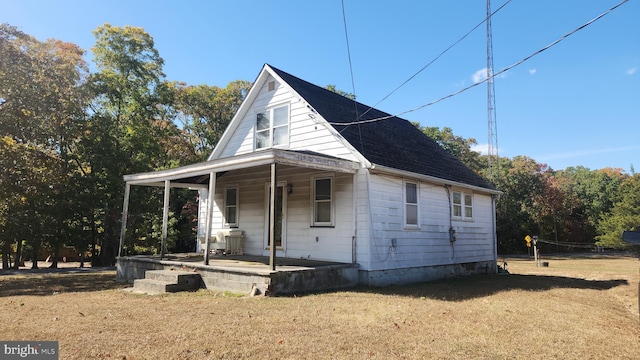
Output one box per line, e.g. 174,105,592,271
269,162,277,271
160,180,170,259
203,172,216,265
118,183,131,257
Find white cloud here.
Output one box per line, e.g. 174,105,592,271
626,67,637,75
472,68,489,83
471,143,502,156
529,68,537,75
472,67,507,83
470,143,487,154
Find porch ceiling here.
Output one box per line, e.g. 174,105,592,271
123,149,361,187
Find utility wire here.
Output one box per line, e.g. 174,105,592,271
356,0,512,122
341,0,365,152
341,0,358,103
536,238,598,249
330,0,629,127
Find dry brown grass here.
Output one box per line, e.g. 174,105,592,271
1,255,639,359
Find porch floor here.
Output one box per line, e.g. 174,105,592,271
158,253,349,273
117,253,359,295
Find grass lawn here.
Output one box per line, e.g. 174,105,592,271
1,254,639,359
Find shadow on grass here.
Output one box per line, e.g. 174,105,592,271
352,274,630,301
0,270,123,297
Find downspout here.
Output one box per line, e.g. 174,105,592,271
444,185,455,261
352,170,358,264
491,194,498,273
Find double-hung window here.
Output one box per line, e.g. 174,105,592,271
312,177,333,226
256,104,289,149
224,186,239,227
452,190,473,220
405,182,418,227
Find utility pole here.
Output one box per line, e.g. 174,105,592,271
486,0,499,182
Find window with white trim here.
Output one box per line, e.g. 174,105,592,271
452,190,473,219
255,104,289,149
312,177,333,226
405,181,418,227
224,186,239,227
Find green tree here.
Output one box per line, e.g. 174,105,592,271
492,156,547,253
596,174,640,249
81,24,176,265
171,80,251,162
551,167,627,249
0,23,90,268
414,123,484,173
325,85,356,100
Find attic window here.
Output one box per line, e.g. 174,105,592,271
268,81,276,91
255,104,290,150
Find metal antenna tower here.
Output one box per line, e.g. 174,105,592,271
486,0,499,182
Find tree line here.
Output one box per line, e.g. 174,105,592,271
418,124,638,254
1,23,638,269
1,23,250,268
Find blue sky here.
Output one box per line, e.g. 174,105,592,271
3,0,638,172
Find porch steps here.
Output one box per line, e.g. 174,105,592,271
132,270,202,294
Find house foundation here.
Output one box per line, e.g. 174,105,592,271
359,260,496,287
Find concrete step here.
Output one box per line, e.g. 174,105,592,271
145,270,201,289
131,270,202,294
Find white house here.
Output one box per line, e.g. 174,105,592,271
119,64,501,288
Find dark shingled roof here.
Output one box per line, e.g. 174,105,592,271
269,65,495,190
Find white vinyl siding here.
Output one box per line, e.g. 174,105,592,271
365,173,494,271
197,166,354,263
218,74,360,162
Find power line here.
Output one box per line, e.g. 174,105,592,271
330,0,629,127
355,0,512,122
341,0,358,103
340,0,366,154
536,238,597,249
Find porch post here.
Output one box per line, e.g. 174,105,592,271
160,180,170,259
269,162,277,271
203,172,216,265
118,182,131,257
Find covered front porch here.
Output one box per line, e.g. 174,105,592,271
117,149,362,294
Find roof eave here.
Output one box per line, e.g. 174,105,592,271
369,163,502,195
125,149,360,187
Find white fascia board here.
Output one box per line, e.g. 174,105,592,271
128,181,209,189
369,163,502,196
124,150,360,186
125,151,276,185
275,150,360,174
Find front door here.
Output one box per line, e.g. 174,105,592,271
264,182,286,253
